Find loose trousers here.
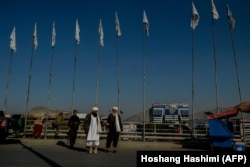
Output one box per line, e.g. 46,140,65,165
68,129,77,146
106,131,120,148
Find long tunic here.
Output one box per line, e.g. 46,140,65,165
87,115,100,141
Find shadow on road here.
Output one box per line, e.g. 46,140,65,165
56,140,88,152
19,142,62,167
0,138,21,145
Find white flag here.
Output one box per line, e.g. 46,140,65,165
98,19,104,47
51,21,56,47
227,3,235,31
33,22,38,49
75,18,80,44
10,26,16,52
115,12,121,37
211,0,219,20
143,10,149,36
191,2,200,30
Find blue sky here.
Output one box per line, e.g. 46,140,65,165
0,0,250,119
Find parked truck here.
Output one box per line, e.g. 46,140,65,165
149,103,189,124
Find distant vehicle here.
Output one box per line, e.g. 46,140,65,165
8,114,24,136
149,103,189,124
149,104,165,123
100,116,108,130
0,111,8,142
169,103,189,123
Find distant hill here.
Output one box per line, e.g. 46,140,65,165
27,106,71,119
123,112,149,122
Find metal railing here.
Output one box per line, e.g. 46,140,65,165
19,119,250,144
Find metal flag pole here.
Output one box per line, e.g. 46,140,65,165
142,10,149,142
191,28,195,135
45,22,56,139
96,19,104,107
230,25,242,102
95,45,101,107
116,36,121,114
142,27,146,142
229,26,246,143
45,46,55,139
227,5,242,105
5,26,16,114
72,43,78,111
190,0,200,136
45,46,54,139
227,3,245,142
115,12,121,114
72,18,80,112
24,22,38,137
24,42,35,137
3,50,14,114
211,13,219,114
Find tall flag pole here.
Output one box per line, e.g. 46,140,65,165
227,4,240,102
226,3,245,142
3,26,16,114
45,21,56,139
115,12,121,113
96,18,104,107
142,10,149,141
72,18,80,111
190,1,200,134
211,0,220,113
24,22,38,136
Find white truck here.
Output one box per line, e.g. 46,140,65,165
149,103,189,124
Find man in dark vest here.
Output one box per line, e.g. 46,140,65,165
68,109,80,148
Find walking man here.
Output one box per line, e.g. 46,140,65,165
106,106,123,153
68,109,80,148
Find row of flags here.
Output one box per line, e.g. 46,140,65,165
9,0,236,53
191,0,235,31
9,10,149,53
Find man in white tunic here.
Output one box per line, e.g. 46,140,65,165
84,107,102,154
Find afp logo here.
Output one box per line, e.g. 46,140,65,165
222,155,247,164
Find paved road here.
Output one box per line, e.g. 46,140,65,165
0,137,204,167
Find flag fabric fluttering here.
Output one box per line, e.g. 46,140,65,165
191,2,200,30
99,19,104,47
75,18,80,44
115,12,121,37
227,3,235,31
211,0,219,20
33,22,38,49
143,10,149,36
51,21,56,47
10,26,16,52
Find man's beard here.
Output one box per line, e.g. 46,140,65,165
92,112,97,117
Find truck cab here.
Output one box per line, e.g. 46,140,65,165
149,103,189,124
177,107,189,123
149,104,166,123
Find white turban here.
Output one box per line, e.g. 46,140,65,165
92,107,99,111
112,106,118,111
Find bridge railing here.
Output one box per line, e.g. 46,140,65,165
20,119,250,144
